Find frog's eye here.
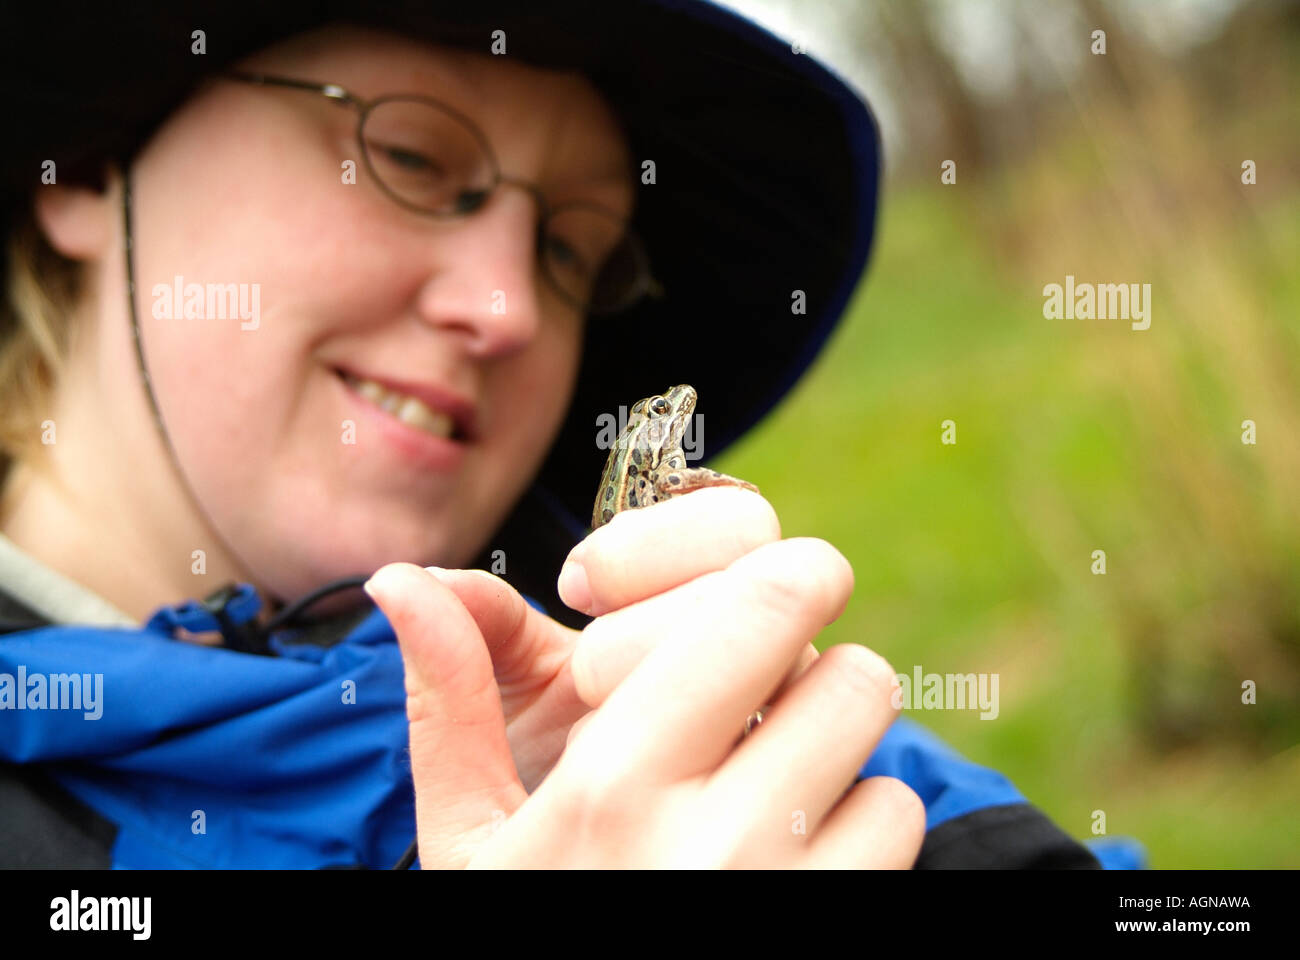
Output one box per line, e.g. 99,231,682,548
649,396,670,416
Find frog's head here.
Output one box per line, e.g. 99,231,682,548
624,384,696,457
650,384,697,420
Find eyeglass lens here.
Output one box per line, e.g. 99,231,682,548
361,97,645,313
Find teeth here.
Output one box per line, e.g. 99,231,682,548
354,377,387,405
395,396,454,438
343,372,456,439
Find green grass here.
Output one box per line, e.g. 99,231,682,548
709,185,1300,868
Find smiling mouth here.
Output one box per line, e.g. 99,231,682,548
334,368,469,442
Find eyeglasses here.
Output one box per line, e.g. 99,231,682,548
220,71,664,316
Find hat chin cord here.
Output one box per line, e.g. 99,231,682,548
119,166,280,628
124,171,425,860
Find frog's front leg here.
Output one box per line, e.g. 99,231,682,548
655,467,760,501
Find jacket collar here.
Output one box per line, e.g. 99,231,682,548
0,587,417,868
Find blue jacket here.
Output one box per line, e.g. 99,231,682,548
0,574,1145,869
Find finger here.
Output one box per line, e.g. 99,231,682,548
788,643,820,684
574,625,819,713
797,776,926,869
563,633,788,745
363,562,527,868
565,537,853,786
423,567,585,790
569,534,835,713
707,642,903,841
557,486,779,617
562,642,816,782
565,709,596,749
426,567,578,699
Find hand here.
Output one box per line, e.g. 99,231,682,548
365,487,924,867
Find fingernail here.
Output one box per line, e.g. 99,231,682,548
557,559,592,614
362,568,389,602
424,565,452,584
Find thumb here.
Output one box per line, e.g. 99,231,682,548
363,561,527,868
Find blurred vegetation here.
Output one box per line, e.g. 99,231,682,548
714,0,1300,867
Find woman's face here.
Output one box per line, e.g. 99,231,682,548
108,24,633,601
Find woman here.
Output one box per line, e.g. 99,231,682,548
0,0,1119,868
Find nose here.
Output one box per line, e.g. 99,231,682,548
412,186,547,355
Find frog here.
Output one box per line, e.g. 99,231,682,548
592,384,759,529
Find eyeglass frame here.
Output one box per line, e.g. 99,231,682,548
218,70,664,316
